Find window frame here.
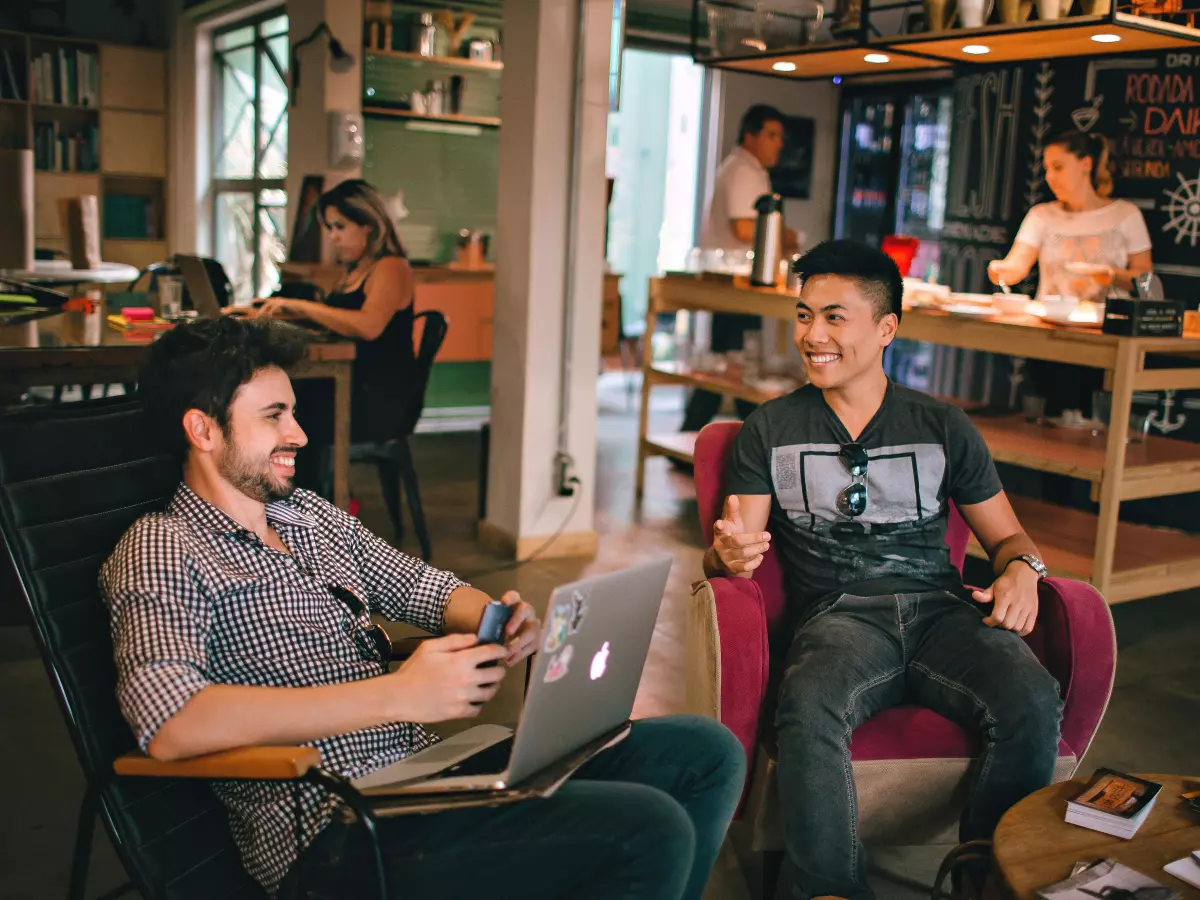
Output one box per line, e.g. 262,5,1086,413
211,7,288,302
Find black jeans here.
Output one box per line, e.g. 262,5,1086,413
775,591,1063,900
281,715,746,900
681,312,759,433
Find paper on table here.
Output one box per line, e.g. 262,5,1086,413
352,724,514,791
1163,856,1200,890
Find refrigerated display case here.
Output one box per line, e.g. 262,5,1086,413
893,91,953,281
833,94,897,248
834,84,954,390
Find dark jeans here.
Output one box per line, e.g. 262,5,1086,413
282,715,746,900
774,591,1063,900
681,312,760,433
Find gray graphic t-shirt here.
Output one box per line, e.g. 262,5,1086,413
726,381,1002,617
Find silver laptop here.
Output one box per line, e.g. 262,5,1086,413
353,556,672,796
176,254,223,318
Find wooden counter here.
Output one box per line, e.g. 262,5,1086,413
640,275,1200,604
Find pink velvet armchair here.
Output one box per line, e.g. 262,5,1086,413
688,421,1117,854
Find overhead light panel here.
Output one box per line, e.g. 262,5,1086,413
1091,33,1121,43
864,53,890,64
773,61,797,72
962,44,990,54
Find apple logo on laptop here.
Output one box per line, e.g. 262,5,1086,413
590,642,610,681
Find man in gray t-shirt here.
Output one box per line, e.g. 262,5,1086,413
704,241,1062,900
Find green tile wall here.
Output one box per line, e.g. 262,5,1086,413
363,54,500,262
363,55,498,411
425,361,491,409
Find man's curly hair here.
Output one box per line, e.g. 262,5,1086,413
137,316,310,460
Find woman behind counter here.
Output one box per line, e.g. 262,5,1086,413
256,179,416,494
988,130,1152,302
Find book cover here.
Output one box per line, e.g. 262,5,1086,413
1068,769,1162,819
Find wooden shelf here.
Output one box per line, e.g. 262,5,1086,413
32,103,98,112
972,414,1200,499
966,495,1200,603
642,432,699,464
701,40,950,80
890,13,1200,65
649,361,804,407
365,48,503,71
362,106,501,128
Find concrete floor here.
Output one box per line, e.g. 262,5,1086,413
1,374,1197,900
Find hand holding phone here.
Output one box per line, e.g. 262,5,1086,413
476,601,514,667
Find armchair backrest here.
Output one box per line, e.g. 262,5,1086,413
0,400,264,899
694,421,971,632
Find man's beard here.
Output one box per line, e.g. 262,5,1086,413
218,440,297,503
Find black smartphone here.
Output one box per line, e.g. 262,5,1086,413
476,601,513,667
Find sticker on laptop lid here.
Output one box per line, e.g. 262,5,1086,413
543,645,574,683
543,601,571,653
567,589,588,634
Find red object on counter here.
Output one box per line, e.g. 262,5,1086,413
882,235,920,277
122,307,155,321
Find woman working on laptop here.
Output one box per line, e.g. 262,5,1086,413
253,179,415,493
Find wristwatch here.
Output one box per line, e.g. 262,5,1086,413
1007,553,1047,580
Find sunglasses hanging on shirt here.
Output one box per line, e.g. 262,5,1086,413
328,584,393,666
837,442,869,518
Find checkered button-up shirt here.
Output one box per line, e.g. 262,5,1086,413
99,485,465,896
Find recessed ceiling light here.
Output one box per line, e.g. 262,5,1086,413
864,53,890,64
1091,33,1121,42
962,44,990,54
773,61,797,72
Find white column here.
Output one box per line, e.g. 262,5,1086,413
482,0,611,558
285,0,363,250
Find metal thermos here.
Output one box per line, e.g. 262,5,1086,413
750,193,784,287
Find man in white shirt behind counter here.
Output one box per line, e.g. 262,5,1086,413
683,104,802,438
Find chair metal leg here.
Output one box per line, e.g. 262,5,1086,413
374,454,405,548
394,438,431,561
68,787,97,900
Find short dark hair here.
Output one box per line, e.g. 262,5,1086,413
138,316,310,460
792,239,903,323
738,104,785,143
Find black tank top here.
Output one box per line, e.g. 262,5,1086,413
324,260,416,441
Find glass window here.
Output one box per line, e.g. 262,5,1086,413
212,8,288,305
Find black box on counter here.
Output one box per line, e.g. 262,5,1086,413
1102,298,1185,337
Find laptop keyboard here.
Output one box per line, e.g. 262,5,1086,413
438,736,515,778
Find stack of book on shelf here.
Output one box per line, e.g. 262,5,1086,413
1064,769,1162,839
33,121,99,172
30,47,98,106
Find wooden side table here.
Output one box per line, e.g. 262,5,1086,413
992,774,1200,899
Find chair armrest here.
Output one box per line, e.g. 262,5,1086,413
1032,577,1116,759
705,575,771,766
114,745,322,780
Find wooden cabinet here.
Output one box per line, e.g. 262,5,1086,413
414,279,493,362
100,110,166,176
99,45,166,112
601,273,622,355
32,172,101,240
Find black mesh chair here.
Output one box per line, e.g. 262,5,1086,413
355,310,449,562
0,399,385,900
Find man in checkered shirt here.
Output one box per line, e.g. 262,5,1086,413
100,316,745,900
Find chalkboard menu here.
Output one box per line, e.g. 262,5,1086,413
940,50,1200,302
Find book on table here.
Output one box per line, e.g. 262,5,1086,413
1064,769,1162,839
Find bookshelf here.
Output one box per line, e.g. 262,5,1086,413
0,29,168,273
